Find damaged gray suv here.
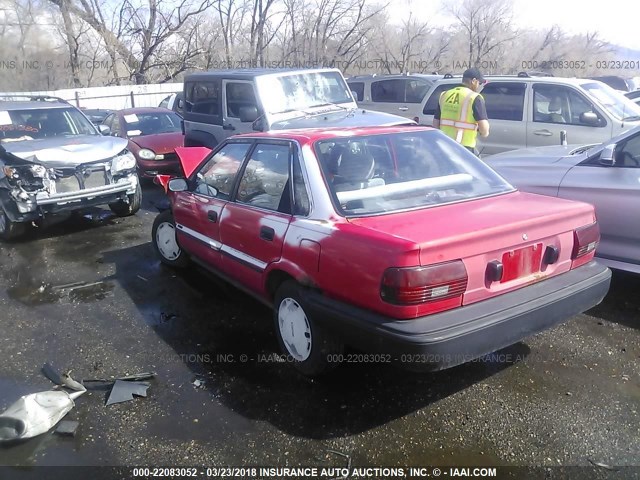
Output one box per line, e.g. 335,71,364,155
0,96,141,240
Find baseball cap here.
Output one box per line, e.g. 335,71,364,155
462,67,486,84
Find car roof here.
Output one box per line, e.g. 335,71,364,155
347,73,446,81
231,125,436,143
185,67,342,82
431,75,603,88
0,100,71,111
119,107,174,115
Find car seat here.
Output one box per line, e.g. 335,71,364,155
333,147,375,191
548,97,566,123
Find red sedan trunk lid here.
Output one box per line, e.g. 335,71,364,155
348,191,596,304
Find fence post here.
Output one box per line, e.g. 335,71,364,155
75,91,80,108
130,91,135,108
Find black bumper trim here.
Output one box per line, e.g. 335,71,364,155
304,261,611,371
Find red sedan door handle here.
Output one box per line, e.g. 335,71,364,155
207,210,218,222
260,226,274,241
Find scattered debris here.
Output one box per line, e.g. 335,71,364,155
0,371,86,443
326,449,352,480
588,458,619,471
42,363,63,385
55,420,79,436
105,380,150,406
83,372,156,384
192,378,204,388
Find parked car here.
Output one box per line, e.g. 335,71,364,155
625,90,640,106
588,76,634,93
346,73,448,122
418,72,640,155
102,107,184,178
182,68,414,149
81,108,113,126
151,125,610,376
485,125,640,274
0,96,140,240
158,92,184,116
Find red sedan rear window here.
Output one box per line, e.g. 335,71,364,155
313,130,514,216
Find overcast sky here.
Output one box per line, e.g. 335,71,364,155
393,0,640,51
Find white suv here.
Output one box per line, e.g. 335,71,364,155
417,72,640,155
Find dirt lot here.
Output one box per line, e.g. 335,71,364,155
0,184,638,479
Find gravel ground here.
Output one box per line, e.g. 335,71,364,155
0,184,638,479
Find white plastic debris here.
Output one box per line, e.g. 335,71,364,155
0,372,86,442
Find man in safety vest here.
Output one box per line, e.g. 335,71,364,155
433,68,490,155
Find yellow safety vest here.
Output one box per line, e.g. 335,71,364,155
438,86,482,148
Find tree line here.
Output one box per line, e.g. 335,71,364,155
0,0,626,90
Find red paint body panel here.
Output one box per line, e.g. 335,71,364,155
175,147,212,178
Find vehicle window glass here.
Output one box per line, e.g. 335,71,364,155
481,82,525,121
405,79,431,103
615,134,640,168
533,84,603,126
236,143,291,212
225,82,258,119
582,82,640,121
258,71,353,114
111,115,121,135
371,79,405,103
193,142,250,198
292,151,310,216
423,84,453,115
159,96,170,108
122,111,182,136
103,114,115,131
185,81,220,115
347,82,364,102
0,107,97,142
314,130,514,216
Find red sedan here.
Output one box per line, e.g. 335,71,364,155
152,125,611,376
103,107,184,178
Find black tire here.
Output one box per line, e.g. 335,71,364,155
109,181,142,217
273,280,343,376
151,209,190,268
0,207,27,241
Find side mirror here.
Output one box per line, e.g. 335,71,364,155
239,106,259,123
98,124,110,135
168,178,188,192
599,144,615,166
580,112,600,126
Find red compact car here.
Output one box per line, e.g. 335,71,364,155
152,126,611,376
103,107,184,178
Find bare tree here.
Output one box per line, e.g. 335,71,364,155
46,0,216,84
446,0,517,68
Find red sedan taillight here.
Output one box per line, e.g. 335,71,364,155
571,222,600,268
380,260,468,306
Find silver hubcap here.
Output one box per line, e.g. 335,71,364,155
278,297,312,361
156,222,181,260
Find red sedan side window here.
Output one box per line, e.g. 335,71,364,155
236,143,291,212
193,142,251,198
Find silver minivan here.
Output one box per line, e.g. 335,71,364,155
183,68,413,148
417,73,640,155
